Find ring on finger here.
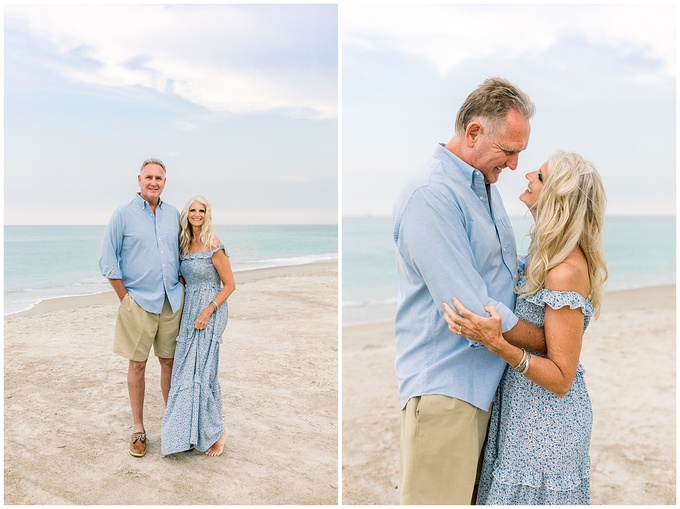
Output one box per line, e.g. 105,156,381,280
457,324,462,335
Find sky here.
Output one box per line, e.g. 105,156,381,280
342,3,676,217
4,3,676,224
4,4,338,225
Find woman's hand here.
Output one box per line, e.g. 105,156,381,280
443,297,505,351
194,306,214,330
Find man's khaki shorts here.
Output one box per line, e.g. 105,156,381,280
399,394,491,505
113,293,182,362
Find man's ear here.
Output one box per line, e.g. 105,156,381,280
465,121,483,147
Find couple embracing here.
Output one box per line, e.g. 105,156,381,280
99,158,234,458
393,78,608,505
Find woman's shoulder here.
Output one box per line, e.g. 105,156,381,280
209,237,227,255
209,235,221,249
545,248,589,297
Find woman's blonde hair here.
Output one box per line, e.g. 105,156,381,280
518,150,608,317
179,195,217,258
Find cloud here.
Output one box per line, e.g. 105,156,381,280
170,120,197,132
343,4,675,82
5,4,338,119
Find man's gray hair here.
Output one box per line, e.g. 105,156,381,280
140,158,166,174
454,77,536,137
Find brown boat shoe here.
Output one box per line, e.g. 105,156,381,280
129,431,147,457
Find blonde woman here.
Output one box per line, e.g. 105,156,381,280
444,150,607,504
161,196,236,457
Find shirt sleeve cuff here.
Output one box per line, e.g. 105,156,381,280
100,266,122,280
495,301,519,333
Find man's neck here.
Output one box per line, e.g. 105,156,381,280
443,137,473,168
139,193,160,214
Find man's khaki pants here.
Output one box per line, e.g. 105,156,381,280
399,394,491,505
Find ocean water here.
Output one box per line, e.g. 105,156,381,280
342,215,676,325
4,224,337,315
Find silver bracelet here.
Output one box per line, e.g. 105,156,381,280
518,352,531,375
513,348,529,374
210,301,219,311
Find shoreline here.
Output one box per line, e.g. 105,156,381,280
342,283,676,505
6,260,338,317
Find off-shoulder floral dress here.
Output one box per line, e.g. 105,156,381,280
161,244,229,455
477,272,595,505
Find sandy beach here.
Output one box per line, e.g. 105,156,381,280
342,285,676,505
4,262,338,505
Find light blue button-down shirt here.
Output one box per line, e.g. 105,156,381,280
393,144,519,411
99,193,183,314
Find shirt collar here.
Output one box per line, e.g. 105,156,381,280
134,192,163,210
437,143,485,187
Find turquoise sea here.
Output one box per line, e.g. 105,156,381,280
4,224,338,315
342,215,676,325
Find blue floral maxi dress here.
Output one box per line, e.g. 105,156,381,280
161,245,229,455
477,275,595,505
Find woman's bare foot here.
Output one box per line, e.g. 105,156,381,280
205,429,229,457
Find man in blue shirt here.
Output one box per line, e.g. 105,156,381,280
393,78,546,504
99,158,184,458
